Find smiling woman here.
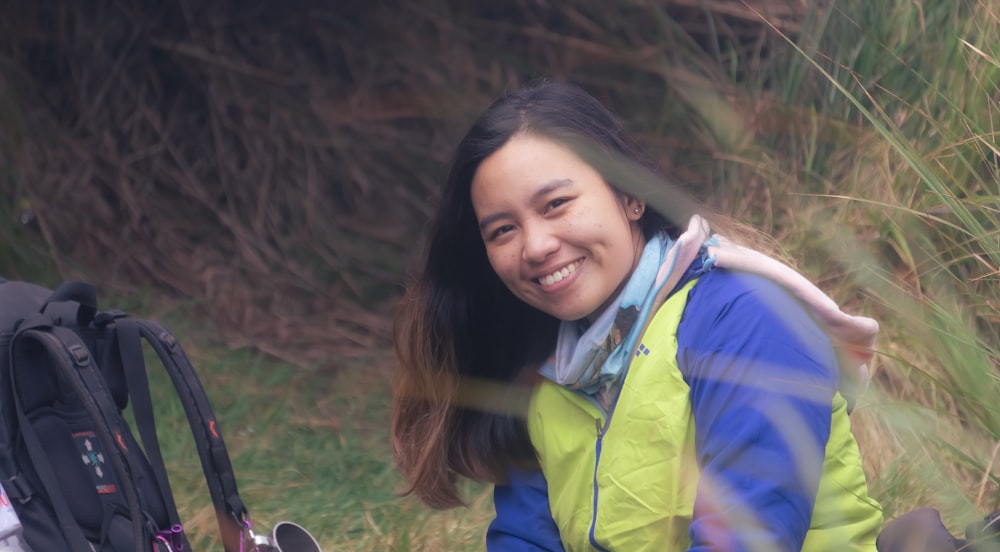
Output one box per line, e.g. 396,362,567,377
471,135,646,322
390,81,885,551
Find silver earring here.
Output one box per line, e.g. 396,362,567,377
633,208,641,214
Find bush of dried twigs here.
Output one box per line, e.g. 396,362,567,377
0,0,795,367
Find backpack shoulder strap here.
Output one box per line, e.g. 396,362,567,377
11,315,149,552
113,316,184,531
111,316,248,552
8,318,92,550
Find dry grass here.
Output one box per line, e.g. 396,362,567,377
2,0,999,546
0,1,801,367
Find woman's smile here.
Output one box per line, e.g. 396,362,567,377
535,258,583,288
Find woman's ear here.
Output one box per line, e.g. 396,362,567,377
624,196,645,221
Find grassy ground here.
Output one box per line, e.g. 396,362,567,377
135,301,495,551
2,0,999,550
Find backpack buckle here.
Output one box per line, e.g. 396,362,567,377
67,344,90,366
154,524,185,552
3,474,34,504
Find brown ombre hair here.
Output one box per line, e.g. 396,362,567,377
391,80,759,508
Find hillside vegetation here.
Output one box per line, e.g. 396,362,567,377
1,0,998,548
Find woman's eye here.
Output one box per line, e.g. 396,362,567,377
546,198,570,212
489,225,515,240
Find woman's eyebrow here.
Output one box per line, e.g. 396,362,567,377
530,178,574,203
477,179,575,232
478,211,509,233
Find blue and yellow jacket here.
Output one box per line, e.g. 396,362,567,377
487,266,883,551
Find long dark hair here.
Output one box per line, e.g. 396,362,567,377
392,80,693,508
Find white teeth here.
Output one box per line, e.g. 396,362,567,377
539,261,579,286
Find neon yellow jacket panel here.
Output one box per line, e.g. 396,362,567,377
527,280,882,551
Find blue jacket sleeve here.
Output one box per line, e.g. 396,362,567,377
487,469,565,552
676,269,838,552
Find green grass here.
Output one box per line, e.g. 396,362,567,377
132,304,495,551
733,0,1000,532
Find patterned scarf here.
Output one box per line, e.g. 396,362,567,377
539,217,710,396
538,215,880,408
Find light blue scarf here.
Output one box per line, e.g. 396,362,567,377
538,213,880,408
539,224,707,395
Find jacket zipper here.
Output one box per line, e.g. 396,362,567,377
587,397,616,552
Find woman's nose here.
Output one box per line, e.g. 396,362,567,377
522,222,559,263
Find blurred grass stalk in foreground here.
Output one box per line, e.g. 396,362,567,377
2,0,998,548
158,0,1000,547
745,0,1000,529
606,0,1000,531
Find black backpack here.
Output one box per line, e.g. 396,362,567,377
0,279,250,551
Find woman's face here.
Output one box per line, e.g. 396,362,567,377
471,133,646,322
